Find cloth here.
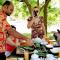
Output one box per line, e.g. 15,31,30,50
27,16,44,39
5,48,16,57
0,10,11,53
0,11,6,53
0,52,6,60
5,51,11,57
6,38,16,52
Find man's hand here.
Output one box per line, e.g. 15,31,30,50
26,39,33,46
20,39,33,46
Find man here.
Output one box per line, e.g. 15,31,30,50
27,6,45,39
0,1,32,60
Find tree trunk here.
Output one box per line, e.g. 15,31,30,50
44,0,51,35
37,0,39,8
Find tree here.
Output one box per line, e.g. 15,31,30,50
44,0,51,34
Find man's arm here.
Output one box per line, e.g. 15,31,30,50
7,27,29,40
42,23,46,35
41,16,46,35
27,17,35,28
7,28,34,46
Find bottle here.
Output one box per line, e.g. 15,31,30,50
24,51,29,60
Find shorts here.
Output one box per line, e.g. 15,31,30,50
0,52,6,60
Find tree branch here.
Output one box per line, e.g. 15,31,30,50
37,0,39,8
23,0,32,15
40,0,51,11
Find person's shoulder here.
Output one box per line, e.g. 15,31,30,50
0,9,2,12
39,16,44,22
0,10,6,21
39,16,44,19
0,10,3,15
27,16,33,21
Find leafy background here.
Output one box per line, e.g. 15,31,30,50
0,0,60,38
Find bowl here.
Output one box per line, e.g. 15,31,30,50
50,47,59,53
46,44,53,48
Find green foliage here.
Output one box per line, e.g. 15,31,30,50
47,3,60,26
47,32,54,39
23,33,31,38
12,0,30,18
39,9,44,16
12,0,20,17
0,0,4,8
29,0,37,7
0,0,4,5
20,3,29,17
